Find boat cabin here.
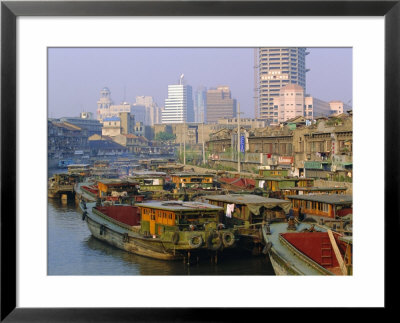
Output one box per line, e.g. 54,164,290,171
279,186,347,199
93,160,110,168
171,173,214,189
97,179,140,199
204,194,291,227
258,168,289,177
158,164,185,174
129,171,166,192
256,177,314,192
48,173,81,198
138,201,223,236
67,164,91,177
139,159,168,170
287,194,352,221
204,194,291,254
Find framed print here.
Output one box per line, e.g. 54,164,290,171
1,0,398,321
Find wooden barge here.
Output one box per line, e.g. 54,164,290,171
80,200,238,261
67,164,91,177
203,194,291,255
48,173,81,199
287,194,352,233
262,220,352,275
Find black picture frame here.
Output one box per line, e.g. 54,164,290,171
1,0,398,321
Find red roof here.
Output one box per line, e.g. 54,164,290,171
219,177,255,189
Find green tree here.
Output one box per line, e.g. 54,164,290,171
155,132,176,141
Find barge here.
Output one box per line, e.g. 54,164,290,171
261,219,352,275
80,200,238,261
203,194,291,255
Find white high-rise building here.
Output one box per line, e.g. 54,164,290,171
257,48,309,124
162,75,194,124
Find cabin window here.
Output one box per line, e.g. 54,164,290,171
312,202,316,209
318,203,323,211
151,215,155,220
306,201,311,209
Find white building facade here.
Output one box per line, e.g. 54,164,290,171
162,80,194,124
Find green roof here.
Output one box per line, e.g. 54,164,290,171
204,194,291,215
138,201,222,212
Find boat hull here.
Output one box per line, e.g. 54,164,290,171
85,216,183,260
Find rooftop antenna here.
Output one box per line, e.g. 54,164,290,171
123,85,126,103
179,74,184,85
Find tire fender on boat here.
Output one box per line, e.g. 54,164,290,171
207,231,222,251
222,231,235,247
188,234,203,249
100,224,106,235
172,232,180,245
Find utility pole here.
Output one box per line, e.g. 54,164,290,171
183,123,186,166
237,103,241,173
202,111,205,165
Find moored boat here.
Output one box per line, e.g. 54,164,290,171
48,173,81,199
261,219,352,275
80,200,238,261
203,194,291,255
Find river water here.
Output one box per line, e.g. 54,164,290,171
47,171,275,276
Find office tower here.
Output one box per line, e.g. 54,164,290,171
257,48,308,124
136,96,159,126
131,104,146,124
162,75,194,124
206,86,237,123
194,86,207,123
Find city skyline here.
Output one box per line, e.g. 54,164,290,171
48,47,352,119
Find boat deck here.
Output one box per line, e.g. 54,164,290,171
264,222,331,275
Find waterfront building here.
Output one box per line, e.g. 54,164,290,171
194,86,207,123
162,75,194,124
206,86,237,123
257,48,308,124
60,112,102,137
48,120,89,159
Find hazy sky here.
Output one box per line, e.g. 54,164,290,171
48,47,352,119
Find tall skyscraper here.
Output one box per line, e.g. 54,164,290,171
257,48,309,124
162,75,194,124
206,86,237,123
194,86,207,123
